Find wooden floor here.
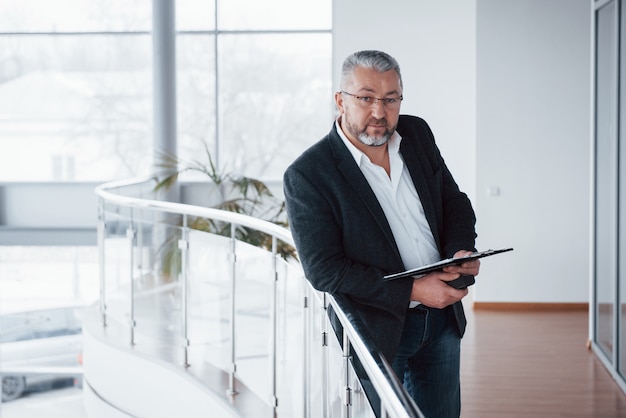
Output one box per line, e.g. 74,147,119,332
460,307,626,418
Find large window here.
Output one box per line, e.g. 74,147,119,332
0,0,333,182
0,0,332,365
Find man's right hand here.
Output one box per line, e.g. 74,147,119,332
410,271,469,309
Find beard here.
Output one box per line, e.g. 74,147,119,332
357,132,390,147
345,117,394,147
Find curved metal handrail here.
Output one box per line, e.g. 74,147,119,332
331,294,423,417
94,177,422,418
94,177,293,243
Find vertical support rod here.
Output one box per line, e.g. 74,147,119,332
303,283,311,418
180,214,190,368
342,329,352,418
97,198,107,327
127,209,136,346
270,236,279,416
136,212,143,283
322,293,329,418
227,222,238,396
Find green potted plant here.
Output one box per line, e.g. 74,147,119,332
152,143,297,280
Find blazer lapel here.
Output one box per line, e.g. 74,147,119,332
327,128,403,263
399,139,442,249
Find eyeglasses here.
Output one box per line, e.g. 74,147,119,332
340,91,403,109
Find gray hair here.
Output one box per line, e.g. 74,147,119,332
339,50,403,90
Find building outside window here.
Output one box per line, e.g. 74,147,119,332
0,0,332,182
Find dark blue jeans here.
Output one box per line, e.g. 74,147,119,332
391,305,461,418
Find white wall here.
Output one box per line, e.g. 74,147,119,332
333,0,592,303
333,0,477,200
474,0,591,303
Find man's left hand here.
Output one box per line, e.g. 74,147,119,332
442,250,480,276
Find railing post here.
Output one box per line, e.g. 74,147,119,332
322,293,329,418
97,198,107,327
342,329,352,418
270,235,279,417
227,222,238,396
303,283,311,418
179,214,190,368
136,211,145,284
127,210,136,346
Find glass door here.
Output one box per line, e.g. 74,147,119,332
620,0,626,380
594,0,618,364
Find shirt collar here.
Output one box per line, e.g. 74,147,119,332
335,117,402,167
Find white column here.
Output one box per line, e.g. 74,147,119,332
152,0,179,203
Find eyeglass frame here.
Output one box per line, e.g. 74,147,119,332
339,91,403,108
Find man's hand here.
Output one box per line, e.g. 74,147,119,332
410,271,469,309
442,249,481,276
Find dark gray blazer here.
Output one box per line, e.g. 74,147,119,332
283,114,477,361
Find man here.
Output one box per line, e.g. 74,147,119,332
283,50,479,418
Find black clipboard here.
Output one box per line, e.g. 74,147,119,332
382,248,514,282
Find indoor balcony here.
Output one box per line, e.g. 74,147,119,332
84,177,422,418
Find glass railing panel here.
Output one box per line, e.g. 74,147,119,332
329,316,374,417
100,203,134,331
186,229,234,372
130,218,185,364
325,316,348,417
274,256,306,416
231,238,276,401
301,291,375,418
302,289,326,417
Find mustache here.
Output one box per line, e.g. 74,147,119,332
368,118,387,125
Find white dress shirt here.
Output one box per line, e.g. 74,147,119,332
336,120,440,305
